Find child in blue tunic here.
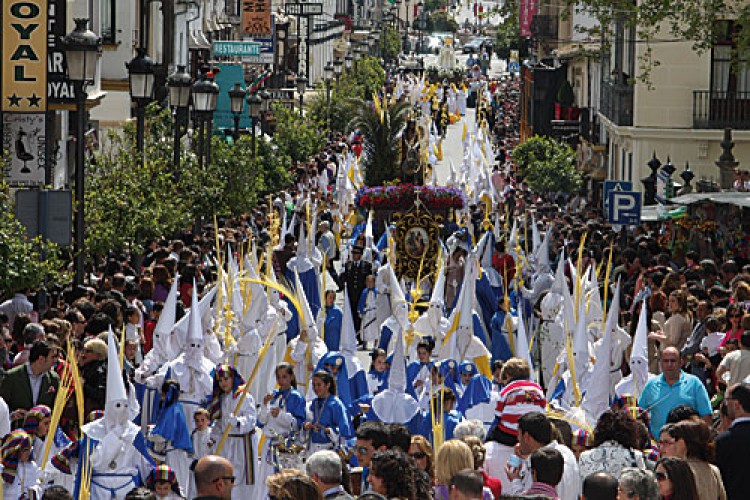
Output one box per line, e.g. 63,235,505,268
416,387,463,446
304,370,354,454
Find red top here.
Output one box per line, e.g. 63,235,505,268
481,470,502,499
492,253,516,284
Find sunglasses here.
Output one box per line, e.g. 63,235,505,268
410,451,427,459
655,472,668,481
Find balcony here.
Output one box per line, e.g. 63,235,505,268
693,90,750,129
600,81,633,126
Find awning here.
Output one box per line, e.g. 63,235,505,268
670,192,750,208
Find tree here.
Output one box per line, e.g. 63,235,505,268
0,181,67,300
567,0,749,82
494,0,526,59
511,135,581,194
427,11,459,33
270,104,327,164
382,27,402,61
86,105,194,257
348,97,410,186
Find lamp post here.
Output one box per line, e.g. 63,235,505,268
417,1,424,53
404,0,411,53
62,18,101,287
258,88,271,135
126,48,155,166
324,62,334,129
167,65,191,179
247,92,262,156
296,74,308,117
228,83,246,141
333,57,343,85
192,72,220,168
344,54,353,72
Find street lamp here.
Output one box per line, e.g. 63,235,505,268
167,65,192,177
62,18,101,287
296,74,308,117
228,83,246,141
258,88,271,134
192,72,220,168
404,0,411,54
247,92,262,155
344,54,353,71
126,47,155,164
333,57,343,85
324,62,334,129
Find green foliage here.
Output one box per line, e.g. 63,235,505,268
511,136,581,194
494,0,525,59
422,0,444,13
270,104,326,164
567,0,749,83
556,80,575,106
427,11,458,33
307,56,386,133
382,27,403,61
348,98,410,186
0,181,67,299
86,105,194,257
86,103,293,257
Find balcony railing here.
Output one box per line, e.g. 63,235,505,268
693,90,750,129
599,81,633,126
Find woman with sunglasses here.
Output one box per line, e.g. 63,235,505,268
408,435,435,481
659,419,726,500
720,304,744,348
304,370,354,454
654,457,699,500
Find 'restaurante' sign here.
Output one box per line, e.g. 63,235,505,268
2,0,47,112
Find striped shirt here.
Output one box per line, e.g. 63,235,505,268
494,379,546,436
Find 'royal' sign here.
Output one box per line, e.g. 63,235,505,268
2,0,47,112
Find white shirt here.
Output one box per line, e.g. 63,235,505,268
508,440,581,500
26,363,44,405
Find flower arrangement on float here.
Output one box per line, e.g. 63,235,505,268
355,183,465,210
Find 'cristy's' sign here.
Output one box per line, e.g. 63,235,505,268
2,0,47,112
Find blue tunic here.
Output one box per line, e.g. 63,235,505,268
416,409,463,445
322,305,343,352
489,310,514,362
261,387,306,431
307,395,354,445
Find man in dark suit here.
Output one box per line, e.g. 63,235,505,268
0,339,60,425
340,247,372,338
716,382,750,500
306,450,354,499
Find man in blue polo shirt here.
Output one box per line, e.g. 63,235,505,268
638,346,712,437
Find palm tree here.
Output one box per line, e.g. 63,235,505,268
348,96,411,186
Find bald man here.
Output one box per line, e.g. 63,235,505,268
193,455,235,500
638,346,712,436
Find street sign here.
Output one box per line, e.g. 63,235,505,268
212,41,262,57
241,37,274,64
607,190,642,226
602,180,633,213
285,2,323,16
508,61,520,73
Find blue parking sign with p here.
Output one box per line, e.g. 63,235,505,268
608,190,642,225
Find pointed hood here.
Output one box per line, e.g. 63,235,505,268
185,280,203,352
372,315,420,423
531,216,541,256
535,228,552,275
340,286,358,356
476,229,501,289
152,272,179,359
585,265,604,331
515,302,534,379
582,280,620,423
385,263,409,331
173,285,217,346
104,327,129,430
629,301,650,399
573,289,590,381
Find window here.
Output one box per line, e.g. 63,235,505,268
711,22,750,94
101,0,116,43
